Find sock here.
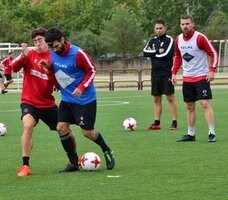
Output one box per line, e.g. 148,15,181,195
172,120,177,126
154,120,160,125
22,156,30,166
208,125,215,135
93,132,110,153
187,127,195,136
60,133,78,165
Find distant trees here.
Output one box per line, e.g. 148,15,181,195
0,0,227,59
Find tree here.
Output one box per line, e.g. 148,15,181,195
203,11,228,39
100,7,145,58
69,29,107,58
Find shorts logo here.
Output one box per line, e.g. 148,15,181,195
23,108,29,113
202,89,207,97
79,116,85,126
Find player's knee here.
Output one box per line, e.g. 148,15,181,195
56,123,69,134
82,129,96,140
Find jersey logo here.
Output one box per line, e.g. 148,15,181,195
182,53,194,62
55,70,75,88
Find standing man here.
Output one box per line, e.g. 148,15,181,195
1,51,14,89
44,27,115,170
11,28,78,177
143,19,177,130
171,15,218,142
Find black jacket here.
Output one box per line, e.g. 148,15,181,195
143,34,174,77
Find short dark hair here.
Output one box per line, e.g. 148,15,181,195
45,27,63,45
31,27,46,39
154,19,166,26
181,14,194,22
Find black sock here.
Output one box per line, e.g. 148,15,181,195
172,120,177,126
22,156,30,166
154,120,160,125
60,133,78,165
93,132,110,153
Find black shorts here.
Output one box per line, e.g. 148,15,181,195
58,100,97,130
21,103,58,130
4,74,12,81
151,76,174,96
182,79,212,102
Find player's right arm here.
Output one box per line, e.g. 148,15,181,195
171,36,182,86
143,39,156,58
11,43,29,72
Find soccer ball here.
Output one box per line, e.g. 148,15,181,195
0,123,7,136
80,152,101,171
123,117,137,131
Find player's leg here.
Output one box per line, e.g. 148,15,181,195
200,99,215,129
78,100,115,170
56,102,79,172
81,128,115,170
197,80,216,142
146,76,161,130
0,74,7,94
153,95,162,125
4,74,14,88
164,77,177,129
177,82,196,142
166,94,177,129
17,104,38,177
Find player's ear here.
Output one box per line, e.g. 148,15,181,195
60,37,65,43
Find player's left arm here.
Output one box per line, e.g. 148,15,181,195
197,34,218,72
197,34,218,81
72,49,96,96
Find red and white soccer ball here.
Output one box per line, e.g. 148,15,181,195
123,117,137,131
80,152,101,171
0,123,7,136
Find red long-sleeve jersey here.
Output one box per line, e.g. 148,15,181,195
11,49,58,108
1,56,13,75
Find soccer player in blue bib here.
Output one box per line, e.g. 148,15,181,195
44,28,115,172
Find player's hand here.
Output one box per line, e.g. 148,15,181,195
171,74,177,86
38,59,51,74
206,71,214,82
72,88,82,97
21,43,29,58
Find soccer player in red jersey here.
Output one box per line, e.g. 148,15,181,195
1,51,14,89
11,28,78,177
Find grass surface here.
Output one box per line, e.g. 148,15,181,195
0,89,228,200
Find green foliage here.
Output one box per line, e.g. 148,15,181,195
69,29,107,58
100,8,144,57
0,0,227,58
203,11,228,39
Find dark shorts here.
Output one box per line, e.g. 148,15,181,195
4,74,12,81
182,79,212,102
21,103,58,130
151,76,174,96
58,100,97,130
